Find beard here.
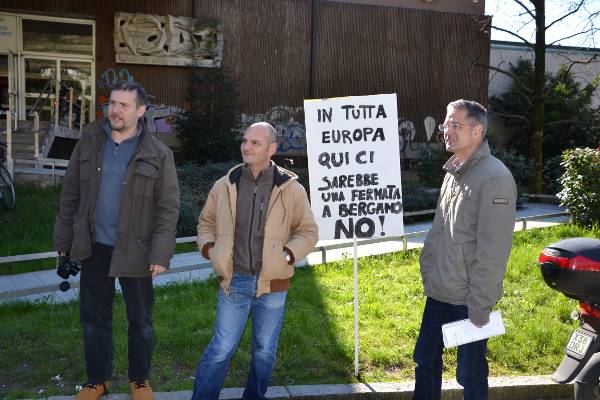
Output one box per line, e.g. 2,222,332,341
109,114,126,131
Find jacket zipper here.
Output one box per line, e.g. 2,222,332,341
248,184,257,274
258,196,264,231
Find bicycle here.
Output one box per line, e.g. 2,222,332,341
0,141,16,210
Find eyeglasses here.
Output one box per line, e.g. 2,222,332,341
438,122,474,132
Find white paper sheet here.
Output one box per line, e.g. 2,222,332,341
442,310,505,348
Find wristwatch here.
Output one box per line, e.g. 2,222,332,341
283,249,292,264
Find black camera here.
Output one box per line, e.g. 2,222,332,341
56,254,81,291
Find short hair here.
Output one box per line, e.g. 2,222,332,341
248,122,277,144
111,81,147,107
447,99,488,136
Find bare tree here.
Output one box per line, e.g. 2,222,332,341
483,0,600,192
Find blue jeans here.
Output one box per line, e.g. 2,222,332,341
191,273,287,400
413,297,489,400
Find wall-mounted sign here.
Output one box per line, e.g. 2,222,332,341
114,12,223,68
0,14,17,53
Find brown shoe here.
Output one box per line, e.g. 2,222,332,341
74,382,109,400
130,380,154,400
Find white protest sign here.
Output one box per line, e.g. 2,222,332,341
304,94,403,240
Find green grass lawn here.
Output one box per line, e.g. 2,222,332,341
0,184,197,275
1,224,598,399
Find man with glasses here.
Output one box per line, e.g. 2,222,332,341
192,122,318,400
413,100,516,400
54,81,180,400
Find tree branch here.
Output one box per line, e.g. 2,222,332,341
489,111,531,123
546,0,585,30
556,54,599,75
491,25,534,45
548,26,598,46
474,60,533,94
513,0,536,19
545,119,595,127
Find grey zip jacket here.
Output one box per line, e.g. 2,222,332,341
419,140,517,325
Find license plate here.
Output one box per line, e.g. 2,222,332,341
566,329,594,359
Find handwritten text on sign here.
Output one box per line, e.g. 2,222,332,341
305,94,403,240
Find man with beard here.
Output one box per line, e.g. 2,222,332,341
54,81,179,400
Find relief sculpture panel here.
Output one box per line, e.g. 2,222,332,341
114,12,223,67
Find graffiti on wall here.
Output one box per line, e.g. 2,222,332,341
97,102,180,134
397,115,443,156
98,68,134,88
239,108,443,157
240,106,307,155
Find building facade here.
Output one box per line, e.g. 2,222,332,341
1,0,489,164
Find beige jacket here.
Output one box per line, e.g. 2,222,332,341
419,141,517,325
197,163,318,296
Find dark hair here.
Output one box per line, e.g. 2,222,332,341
110,81,147,107
447,99,488,136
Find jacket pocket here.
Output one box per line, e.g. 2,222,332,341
132,160,158,198
124,237,151,275
70,217,91,260
130,161,159,239
446,243,469,288
209,236,232,278
262,238,293,280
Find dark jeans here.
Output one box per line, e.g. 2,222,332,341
79,242,154,384
413,297,489,400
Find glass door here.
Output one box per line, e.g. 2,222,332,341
8,51,18,117
0,51,18,120
23,57,57,122
59,60,93,129
0,54,8,118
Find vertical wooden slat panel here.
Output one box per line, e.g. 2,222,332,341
313,1,490,142
196,0,311,114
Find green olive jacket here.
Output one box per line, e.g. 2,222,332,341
53,118,180,277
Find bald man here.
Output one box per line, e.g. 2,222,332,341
191,122,318,400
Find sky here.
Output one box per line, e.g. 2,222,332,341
485,0,600,48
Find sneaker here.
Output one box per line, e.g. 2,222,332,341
130,380,154,400
74,382,109,400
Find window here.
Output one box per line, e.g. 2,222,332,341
22,19,93,56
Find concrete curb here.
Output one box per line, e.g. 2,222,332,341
37,376,573,400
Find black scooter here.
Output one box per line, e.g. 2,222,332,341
539,238,600,399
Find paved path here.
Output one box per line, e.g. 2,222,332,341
0,201,567,304
28,375,573,400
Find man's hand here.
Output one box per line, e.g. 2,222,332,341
149,264,167,278
470,320,485,328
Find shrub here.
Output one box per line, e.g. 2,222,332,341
542,155,563,195
415,144,532,191
174,67,242,164
402,182,439,212
557,147,600,225
491,148,532,189
177,161,237,236
414,145,448,187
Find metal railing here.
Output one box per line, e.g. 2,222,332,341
0,211,570,300
0,211,571,267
